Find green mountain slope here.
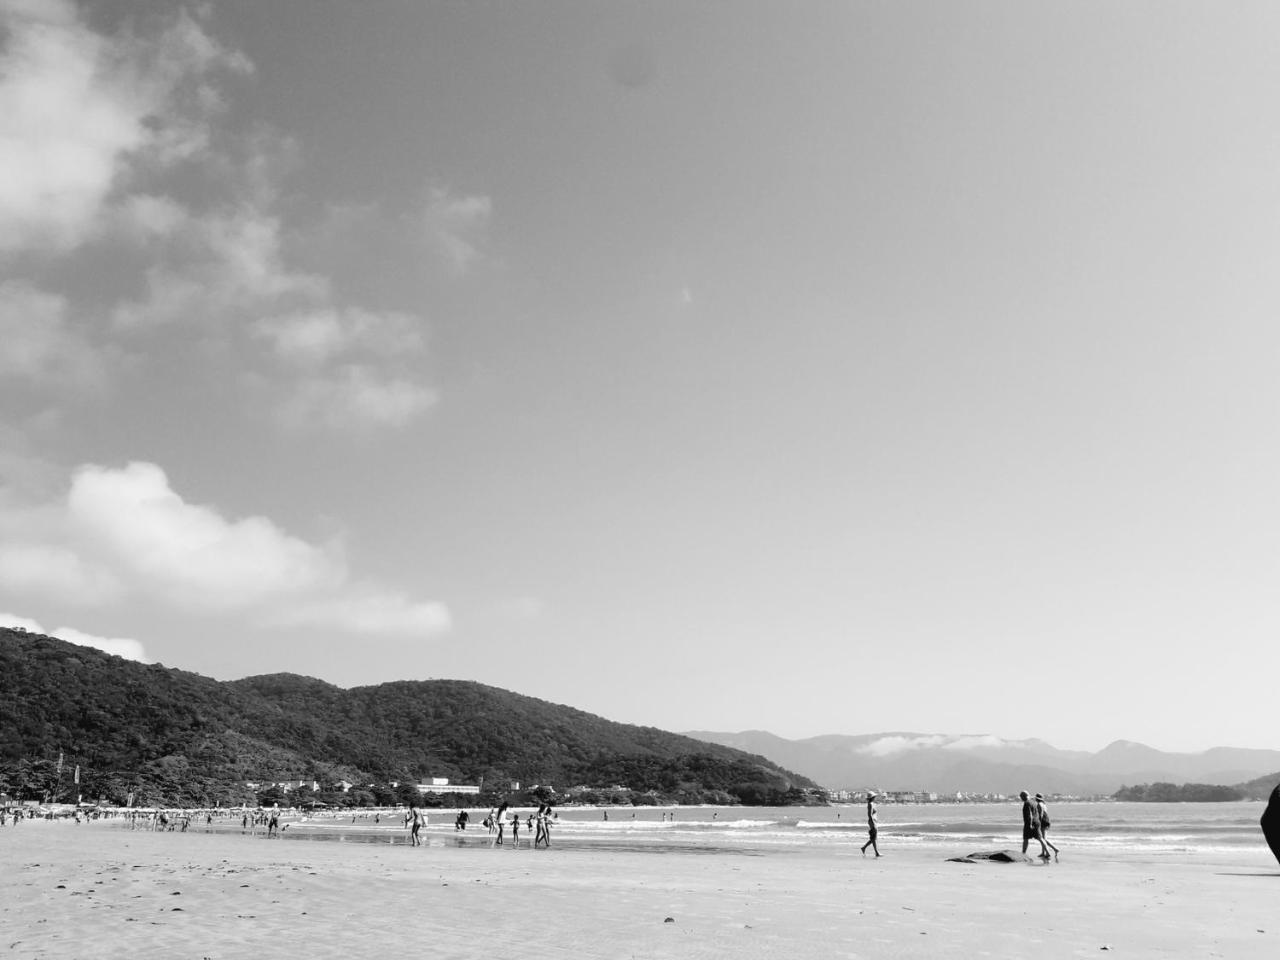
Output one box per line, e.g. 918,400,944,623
0,628,816,807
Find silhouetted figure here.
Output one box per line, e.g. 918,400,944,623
1261,783,1280,866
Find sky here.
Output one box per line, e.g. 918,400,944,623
2,0,1279,754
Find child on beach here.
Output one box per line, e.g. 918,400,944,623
510,812,521,847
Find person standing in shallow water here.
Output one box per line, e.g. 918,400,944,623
861,792,881,857
406,804,425,846
1020,791,1051,860
1035,793,1059,862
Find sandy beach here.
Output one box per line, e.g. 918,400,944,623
2,819,1276,959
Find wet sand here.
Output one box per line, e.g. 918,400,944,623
2,819,1277,958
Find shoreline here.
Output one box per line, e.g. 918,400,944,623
3,819,1278,959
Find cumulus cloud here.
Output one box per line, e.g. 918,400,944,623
0,461,450,636
0,611,151,663
66,461,342,609
0,0,248,254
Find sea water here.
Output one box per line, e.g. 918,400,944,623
281,801,1270,856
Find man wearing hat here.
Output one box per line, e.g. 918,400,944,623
1035,793,1059,861
860,791,881,857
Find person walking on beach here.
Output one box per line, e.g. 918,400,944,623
861,792,881,857
1035,793,1059,862
494,802,509,845
510,810,521,847
1019,791,1051,860
406,804,426,846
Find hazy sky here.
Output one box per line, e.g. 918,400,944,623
3,0,1279,753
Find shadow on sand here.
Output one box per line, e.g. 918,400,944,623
1215,871,1280,878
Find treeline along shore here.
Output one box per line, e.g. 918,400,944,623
0,629,819,809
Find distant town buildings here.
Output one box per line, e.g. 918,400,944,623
245,776,482,796
415,778,479,796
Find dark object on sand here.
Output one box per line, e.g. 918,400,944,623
946,850,1029,864
1260,784,1280,866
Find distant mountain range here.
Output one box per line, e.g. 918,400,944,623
683,730,1280,796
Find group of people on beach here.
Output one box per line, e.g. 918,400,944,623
403,801,556,849
483,802,555,848
859,789,1059,862
1020,790,1059,861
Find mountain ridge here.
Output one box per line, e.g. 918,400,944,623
684,730,1280,795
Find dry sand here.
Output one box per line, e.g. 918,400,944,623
3,819,1277,959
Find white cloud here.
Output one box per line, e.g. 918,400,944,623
0,281,101,383
424,184,492,275
254,309,434,428
66,461,342,609
254,308,427,367
856,733,1023,756
0,461,449,637
0,611,151,662
1,2,453,431
278,366,437,430
0,542,122,603
940,734,1007,751
0,0,248,254
266,589,451,636
857,734,949,757
112,206,328,328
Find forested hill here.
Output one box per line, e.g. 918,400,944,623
0,628,818,807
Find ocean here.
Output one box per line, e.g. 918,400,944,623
279,801,1272,856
